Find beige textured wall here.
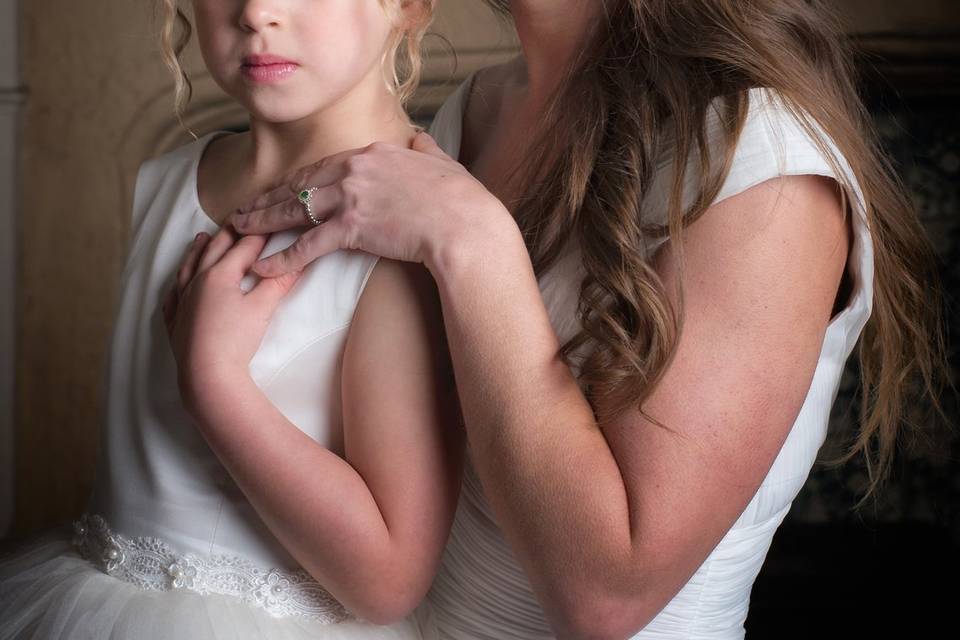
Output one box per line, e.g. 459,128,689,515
11,0,516,537
15,0,167,537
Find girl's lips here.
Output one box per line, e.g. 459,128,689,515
241,62,299,84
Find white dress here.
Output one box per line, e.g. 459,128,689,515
0,131,437,640
422,74,875,639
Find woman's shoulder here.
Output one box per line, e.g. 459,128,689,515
428,59,519,158
137,133,221,183
643,86,865,221
427,74,476,157
713,87,862,207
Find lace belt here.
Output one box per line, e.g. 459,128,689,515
71,513,352,623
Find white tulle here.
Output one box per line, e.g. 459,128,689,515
0,525,436,640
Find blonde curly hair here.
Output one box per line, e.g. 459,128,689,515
156,0,435,131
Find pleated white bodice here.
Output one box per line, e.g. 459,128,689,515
423,74,874,639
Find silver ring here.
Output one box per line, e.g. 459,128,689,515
297,187,323,226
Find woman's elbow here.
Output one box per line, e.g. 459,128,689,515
551,585,654,640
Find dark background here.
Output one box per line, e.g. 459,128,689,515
746,29,960,638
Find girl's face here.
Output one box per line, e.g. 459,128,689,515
192,0,401,123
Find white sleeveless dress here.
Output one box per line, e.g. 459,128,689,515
422,74,875,639
0,132,437,640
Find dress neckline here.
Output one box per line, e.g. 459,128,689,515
189,130,236,230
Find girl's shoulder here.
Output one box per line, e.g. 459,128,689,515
133,133,221,207
129,133,224,237
120,133,225,274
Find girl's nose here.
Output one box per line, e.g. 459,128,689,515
237,0,283,32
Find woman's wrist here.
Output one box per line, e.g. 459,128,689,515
426,199,523,289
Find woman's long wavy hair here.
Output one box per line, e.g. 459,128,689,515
155,0,435,133
483,0,954,505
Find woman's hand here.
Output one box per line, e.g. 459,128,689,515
161,228,302,414
227,132,511,278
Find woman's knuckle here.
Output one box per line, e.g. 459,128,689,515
367,140,389,154
282,200,300,222
341,206,361,231
345,154,367,174
290,237,310,259
340,175,362,198
342,221,362,251
289,171,307,192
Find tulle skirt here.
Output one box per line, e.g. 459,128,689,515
0,524,436,640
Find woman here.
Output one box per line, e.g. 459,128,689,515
207,0,950,637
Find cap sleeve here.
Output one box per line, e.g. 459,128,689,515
641,86,875,335
714,87,866,211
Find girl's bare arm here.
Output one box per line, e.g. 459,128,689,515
180,256,463,625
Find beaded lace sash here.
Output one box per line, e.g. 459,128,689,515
71,513,352,623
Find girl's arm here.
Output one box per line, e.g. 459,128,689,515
168,232,464,625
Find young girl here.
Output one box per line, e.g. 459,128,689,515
222,0,953,638
0,1,460,638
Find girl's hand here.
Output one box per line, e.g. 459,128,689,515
161,228,302,413
227,132,511,277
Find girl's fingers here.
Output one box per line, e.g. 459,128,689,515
177,232,210,291
197,226,240,272
230,184,342,235
247,268,304,311
218,233,270,275
252,218,346,278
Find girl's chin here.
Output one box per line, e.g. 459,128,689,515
242,102,327,125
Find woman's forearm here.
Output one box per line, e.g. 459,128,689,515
429,219,643,634
179,370,424,623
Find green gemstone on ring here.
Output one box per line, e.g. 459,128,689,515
298,190,310,202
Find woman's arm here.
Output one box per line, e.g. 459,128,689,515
427,173,849,639
226,137,849,638
168,232,463,625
